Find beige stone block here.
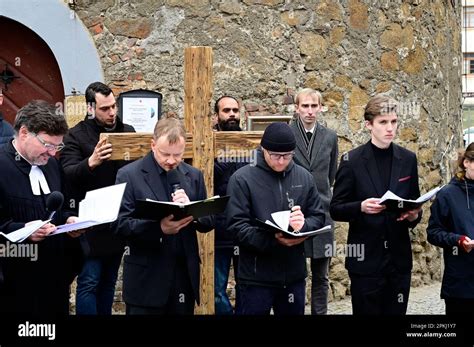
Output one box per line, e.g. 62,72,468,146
418,147,434,165
335,75,353,90
380,23,414,49
218,0,243,15
399,127,418,142
359,79,371,90
304,74,327,92
402,46,425,75
281,10,309,26
330,262,347,281
348,0,368,31
316,0,343,22
329,26,346,45
376,81,392,93
330,281,348,300
380,23,403,48
348,86,369,133
324,91,344,107
381,51,399,71
425,169,442,188
299,32,327,57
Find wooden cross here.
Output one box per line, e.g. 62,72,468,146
103,47,263,314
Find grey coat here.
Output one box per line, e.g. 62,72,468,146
291,118,338,259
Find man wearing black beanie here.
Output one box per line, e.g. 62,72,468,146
226,122,326,315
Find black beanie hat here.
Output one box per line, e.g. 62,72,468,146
260,122,296,152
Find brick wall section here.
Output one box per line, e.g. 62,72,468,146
73,0,462,305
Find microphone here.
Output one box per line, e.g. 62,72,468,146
167,169,181,194
44,191,64,220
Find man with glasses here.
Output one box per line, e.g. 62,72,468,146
113,116,212,314
0,100,83,316
290,88,338,315
226,122,326,315
60,81,135,315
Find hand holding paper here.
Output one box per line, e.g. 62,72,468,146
257,210,331,239
0,219,51,243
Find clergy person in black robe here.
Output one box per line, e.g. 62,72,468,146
0,100,83,316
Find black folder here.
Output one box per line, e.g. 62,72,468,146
378,186,443,212
255,218,331,239
134,195,230,221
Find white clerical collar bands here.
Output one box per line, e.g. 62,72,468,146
29,165,51,196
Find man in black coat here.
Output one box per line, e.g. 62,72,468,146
114,116,212,314
330,94,422,315
60,82,135,315
290,88,338,315
227,122,326,315
0,100,83,316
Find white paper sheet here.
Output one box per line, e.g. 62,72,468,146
49,183,126,236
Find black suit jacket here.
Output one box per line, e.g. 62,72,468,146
114,152,210,308
329,141,421,275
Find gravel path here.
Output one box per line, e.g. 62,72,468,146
325,281,444,314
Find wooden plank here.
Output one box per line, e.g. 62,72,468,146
104,132,193,160
184,46,214,315
104,131,263,161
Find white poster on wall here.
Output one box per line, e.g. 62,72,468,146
122,97,159,133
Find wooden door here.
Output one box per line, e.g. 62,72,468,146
0,17,64,124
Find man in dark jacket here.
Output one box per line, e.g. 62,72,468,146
227,122,326,315
213,95,248,315
114,116,212,314
0,91,14,145
291,88,338,315
0,100,83,316
60,82,135,315
330,94,422,315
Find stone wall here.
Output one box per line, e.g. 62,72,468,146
73,0,462,303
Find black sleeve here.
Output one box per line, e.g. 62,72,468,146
427,192,459,248
112,168,164,243
226,174,279,253
330,154,363,222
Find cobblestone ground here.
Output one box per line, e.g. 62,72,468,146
319,281,444,315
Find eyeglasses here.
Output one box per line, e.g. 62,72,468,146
222,108,239,113
32,133,65,152
267,151,294,160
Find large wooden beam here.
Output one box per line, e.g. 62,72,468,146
105,131,263,161
184,46,214,315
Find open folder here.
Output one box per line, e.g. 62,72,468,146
256,210,331,239
49,183,127,236
134,195,230,221
377,185,444,212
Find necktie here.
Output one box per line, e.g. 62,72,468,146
306,131,312,141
